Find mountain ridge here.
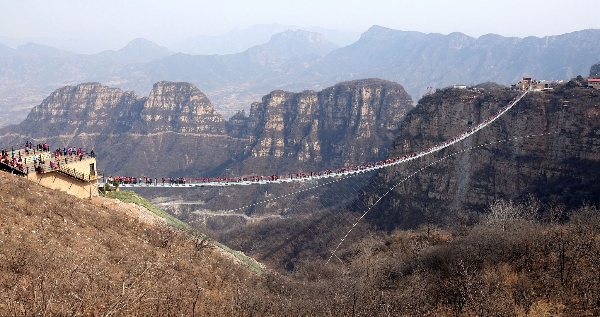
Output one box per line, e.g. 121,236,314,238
1,26,600,128
0,79,412,178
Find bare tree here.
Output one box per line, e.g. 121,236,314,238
483,199,523,231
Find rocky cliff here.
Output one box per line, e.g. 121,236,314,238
137,81,225,134
236,79,412,174
0,81,240,177
359,85,600,231
17,83,142,138
4,27,600,128
0,79,412,179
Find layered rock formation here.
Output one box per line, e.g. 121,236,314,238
359,85,600,231
238,79,412,173
138,81,225,134
18,83,142,137
0,79,412,179
0,81,242,177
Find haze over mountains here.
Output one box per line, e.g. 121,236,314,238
0,24,360,55
3,20,600,314
1,25,599,129
170,24,360,55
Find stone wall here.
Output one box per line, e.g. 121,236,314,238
26,171,99,199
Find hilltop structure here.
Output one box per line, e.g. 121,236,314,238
0,143,99,199
588,78,600,89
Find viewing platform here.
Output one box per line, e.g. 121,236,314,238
1,144,100,198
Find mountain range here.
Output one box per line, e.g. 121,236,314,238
2,23,600,314
169,24,360,55
4,72,600,249
0,79,412,179
0,24,360,55
1,25,599,130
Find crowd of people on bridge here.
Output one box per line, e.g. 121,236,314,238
107,87,529,187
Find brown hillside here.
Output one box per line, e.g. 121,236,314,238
3,171,600,316
0,171,263,316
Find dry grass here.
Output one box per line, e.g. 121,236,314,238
0,171,264,316
3,170,600,316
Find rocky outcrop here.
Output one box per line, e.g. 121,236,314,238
0,81,238,177
18,83,143,138
359,85,600,231
13,81,227,141
237,79,413,173
1,79,413,179
138,81,225,134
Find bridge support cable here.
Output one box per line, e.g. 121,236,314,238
325,130,557,265
179,89,531,215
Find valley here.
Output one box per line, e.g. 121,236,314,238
1,23,600,315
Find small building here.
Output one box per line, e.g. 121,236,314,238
519,77,533,89
588,78,600,89
531,81,553,91
453,85,467,89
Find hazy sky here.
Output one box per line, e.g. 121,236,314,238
2,0,599,50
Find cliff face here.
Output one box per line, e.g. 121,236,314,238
240,79,412,173
16,81,227,137
1,79,412,179
138,81,225,134
361,85,600,231
18,83,142,138
0,81,239,177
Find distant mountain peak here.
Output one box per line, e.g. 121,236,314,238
121,38,164,49
360,25,396,39
119,38,171,54
249,29,339,58
16,42,71,54
112,38,173,63
272,29,324,40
